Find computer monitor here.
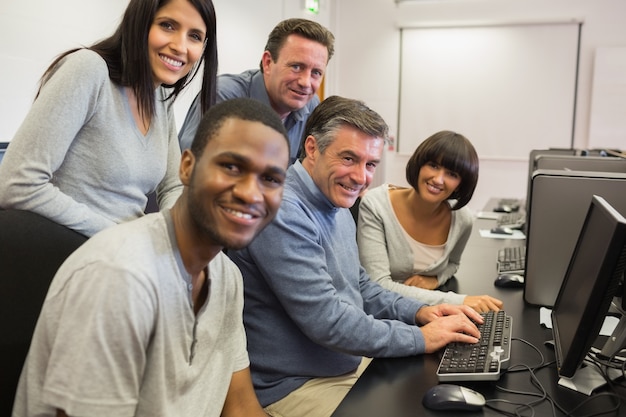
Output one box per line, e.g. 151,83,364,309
551,195,626,392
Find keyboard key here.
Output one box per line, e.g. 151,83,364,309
436,311,513,382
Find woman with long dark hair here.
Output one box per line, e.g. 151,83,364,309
0,0,217,237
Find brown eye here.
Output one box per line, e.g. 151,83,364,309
159,21,174,31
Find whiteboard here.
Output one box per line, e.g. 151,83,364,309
588,47,626,150
397,23,580,158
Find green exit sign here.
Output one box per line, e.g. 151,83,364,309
305,0,319,14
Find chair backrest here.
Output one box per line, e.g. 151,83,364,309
0,209,87,415
0,141,9,165
350,196,362,225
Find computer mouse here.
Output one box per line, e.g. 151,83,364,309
493,205,512,213
494,273,525,288
422,384,486,412
490,226,514,235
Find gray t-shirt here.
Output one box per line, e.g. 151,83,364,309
13,211,249,417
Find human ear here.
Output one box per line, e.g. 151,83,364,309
179,149,196,186
303,135,317,161
261,51,273,72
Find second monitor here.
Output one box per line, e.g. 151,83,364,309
551,195,626,394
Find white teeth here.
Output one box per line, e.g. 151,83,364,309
161,55,183,67
225,208,253,220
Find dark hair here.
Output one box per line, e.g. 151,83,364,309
259,18,335,71
191,98,289,157
38,0,217,121
405,130,479,210
298,95,389,161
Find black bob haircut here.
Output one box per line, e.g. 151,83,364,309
405,130,479,210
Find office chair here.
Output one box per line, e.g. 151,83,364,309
145,190,159,214
350,197,362,225
0,209,87,415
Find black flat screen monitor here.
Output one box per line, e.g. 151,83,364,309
551,195,626,378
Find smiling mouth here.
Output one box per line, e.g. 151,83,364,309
289,87,310,97
340,183,360,193
223,207,255,220
160,54,184,68
426,183,443,193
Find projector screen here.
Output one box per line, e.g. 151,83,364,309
397,22,580,158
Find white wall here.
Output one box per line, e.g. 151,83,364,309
0,0,128,142
331,0,626,213
2,0,624,212
0,0,333,139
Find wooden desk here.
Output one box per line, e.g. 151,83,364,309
332,216,624,416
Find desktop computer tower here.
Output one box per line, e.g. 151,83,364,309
524,149,621,214
523,169,626,307
524,149,577,213
534,154,626,174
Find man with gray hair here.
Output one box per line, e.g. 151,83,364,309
228,96,483,417
179,18,335,165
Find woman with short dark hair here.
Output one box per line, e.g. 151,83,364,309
357,131,503,312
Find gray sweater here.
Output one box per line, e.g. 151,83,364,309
357,184,471,305
229,162,427,407
0,49,183,236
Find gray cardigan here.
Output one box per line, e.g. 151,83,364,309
357,184,472,305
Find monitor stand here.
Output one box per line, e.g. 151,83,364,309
599,301,626,360
557,361,621,395
559,306,626,396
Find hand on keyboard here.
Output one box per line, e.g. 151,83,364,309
416,303,484,325
463,295,504,313
436,311,513,382
420,315,481,353
417,304,484,353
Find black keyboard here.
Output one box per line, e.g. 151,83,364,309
496,245,526,275
496,212,525,228
497,198,521,206
436,310,513,382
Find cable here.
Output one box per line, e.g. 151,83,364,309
482,338,556,417
488,338,625,416
485,399,536,417
547,350,624,416
506,337,547,372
